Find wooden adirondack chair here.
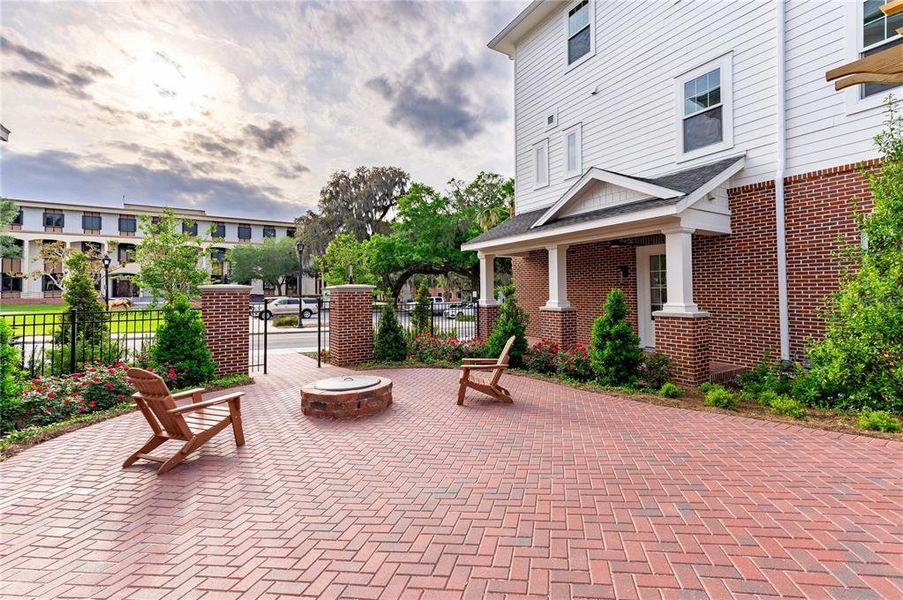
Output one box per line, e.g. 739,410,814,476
457,335,516,405
123,368,246,475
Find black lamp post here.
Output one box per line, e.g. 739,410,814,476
295,238,305,326
101,254,112,310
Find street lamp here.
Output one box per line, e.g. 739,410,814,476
295,238,305,326
101,254,112,310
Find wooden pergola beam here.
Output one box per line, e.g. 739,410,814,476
881,0,903,17
826,44,903,90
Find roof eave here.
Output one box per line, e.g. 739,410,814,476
487,0,561,59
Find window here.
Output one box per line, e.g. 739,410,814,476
860,1,903,98
82,213,102,232
533,139,549,189
11,208,22,227
211,248,227,282
211,222,226,238
286,228,296,237
676,54,733,158
182,221,198,236
118,243,136,264
649,254,667,315
238,224,252,240
81,241,102,258
566,0,593,67
119,215,137,233
43,211,64,229
563,124,582,178
211,248,226,263
263,226,276,238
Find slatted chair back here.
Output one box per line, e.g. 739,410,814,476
126,368,193,440
490,336,516,386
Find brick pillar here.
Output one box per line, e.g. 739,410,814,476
200,284,251,377
654,312,710,385
477,304,500,339
539,308,578,348
327,285,375,367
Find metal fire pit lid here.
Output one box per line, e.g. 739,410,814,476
313,376,382,391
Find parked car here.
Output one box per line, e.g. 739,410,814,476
404,296,447,315
259,297,318,320
443,303,475,320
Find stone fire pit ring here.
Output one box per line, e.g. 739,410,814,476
301,376,393,418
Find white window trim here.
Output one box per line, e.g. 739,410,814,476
564,0,595,72
563,123,583,179
533,138,550,190
844,1,903,116
674,52,734,162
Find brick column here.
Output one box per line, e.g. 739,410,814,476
200,284,251,377
654,312,710,385
539,308,578,348
327,284,375,367
477,304,500,339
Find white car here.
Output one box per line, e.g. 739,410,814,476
259,297,318,320
443,303,475,319
405,296,448,315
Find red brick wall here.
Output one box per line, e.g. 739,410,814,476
328,286,375,367
511,250,548,340
200,285,250,377
655,315,710,385
476,304,500,339
784,161,876,358
539,308,578,348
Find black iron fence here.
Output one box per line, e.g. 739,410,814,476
249,300,269,374
374,301,478,340
6,308,165,377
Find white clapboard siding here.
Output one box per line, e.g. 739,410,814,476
509,0,895,215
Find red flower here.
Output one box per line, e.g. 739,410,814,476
117,394,125,401
105,382,114,390
88,401,96,408
32,378,41,385
47,391,56,399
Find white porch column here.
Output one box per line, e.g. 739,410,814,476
478,252,497,306
544,244,571,309
21,240,37,297
661,226,700,314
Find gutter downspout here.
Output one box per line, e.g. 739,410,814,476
775,0,790,361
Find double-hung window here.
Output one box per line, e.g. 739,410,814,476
238,224,252,240
82,213,102,232
563,124,582,179
676,54,733,158
566,0,593,67
860,0,902,98
182,221,198,236
211,222,226,238
263,226,276,238
533,139,549,189
43,211,64,230
119,215,137,234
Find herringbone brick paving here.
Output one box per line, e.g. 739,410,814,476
1,352,901,599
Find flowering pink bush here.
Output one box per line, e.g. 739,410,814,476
409,334,487,364
524,339,559,374
555,344,593,381
18,362,135,428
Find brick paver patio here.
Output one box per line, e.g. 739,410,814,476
2,352,902,599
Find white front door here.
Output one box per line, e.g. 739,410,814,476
636,245,666,349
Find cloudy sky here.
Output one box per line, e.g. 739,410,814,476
0,0,518,221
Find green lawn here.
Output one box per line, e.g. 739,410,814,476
0,304,70,315
2,305,161,336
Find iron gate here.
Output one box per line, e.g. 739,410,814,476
249,299,268,374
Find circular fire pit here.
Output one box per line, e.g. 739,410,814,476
301,376,392,418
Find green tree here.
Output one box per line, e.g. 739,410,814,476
411,280,432,334
150,295,216,387
319,233,377,287
374,304,408,361
486,285,529,368
61,252,107,344
134,210,209,303
804,97,903,411
589,289,642,386
0,319,23,434
227,237,298,295
1,198,21,260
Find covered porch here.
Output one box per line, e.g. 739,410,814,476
463,157,745,385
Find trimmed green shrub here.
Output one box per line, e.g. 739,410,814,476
756,390,782,406
704,386,738,410
589,289,642,386
60,252,107,344
486,285,529,368
273,315,298,327
699,381,718,395
555,344,593,382
524,339,559,374
738,351,793,397
411,280,431,335
409,334,486,364
659,382,682,398
769,396,806,419
374,305,408,362
857,410,901,433
149,295,216,387
639,352,672,389
0,320,23,434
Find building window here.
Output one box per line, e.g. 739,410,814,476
182,221,198,236
211,222,226,238
81,241,102,259
211,248,227,283
238,224,252,240
860,1,903,98
82,212,102,232
676,54,733,158
263,226,276,238
118,243,136,264
119,215,137,234
563,124,582,179
566,0,593,67
10,208,22,230
287,227,296,237
113,277,140,298
533,139,549,189
43,211,64,230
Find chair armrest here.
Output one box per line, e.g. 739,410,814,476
172,387,207,400
168,392,244,415
461,358,497,364
460,364,505,372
